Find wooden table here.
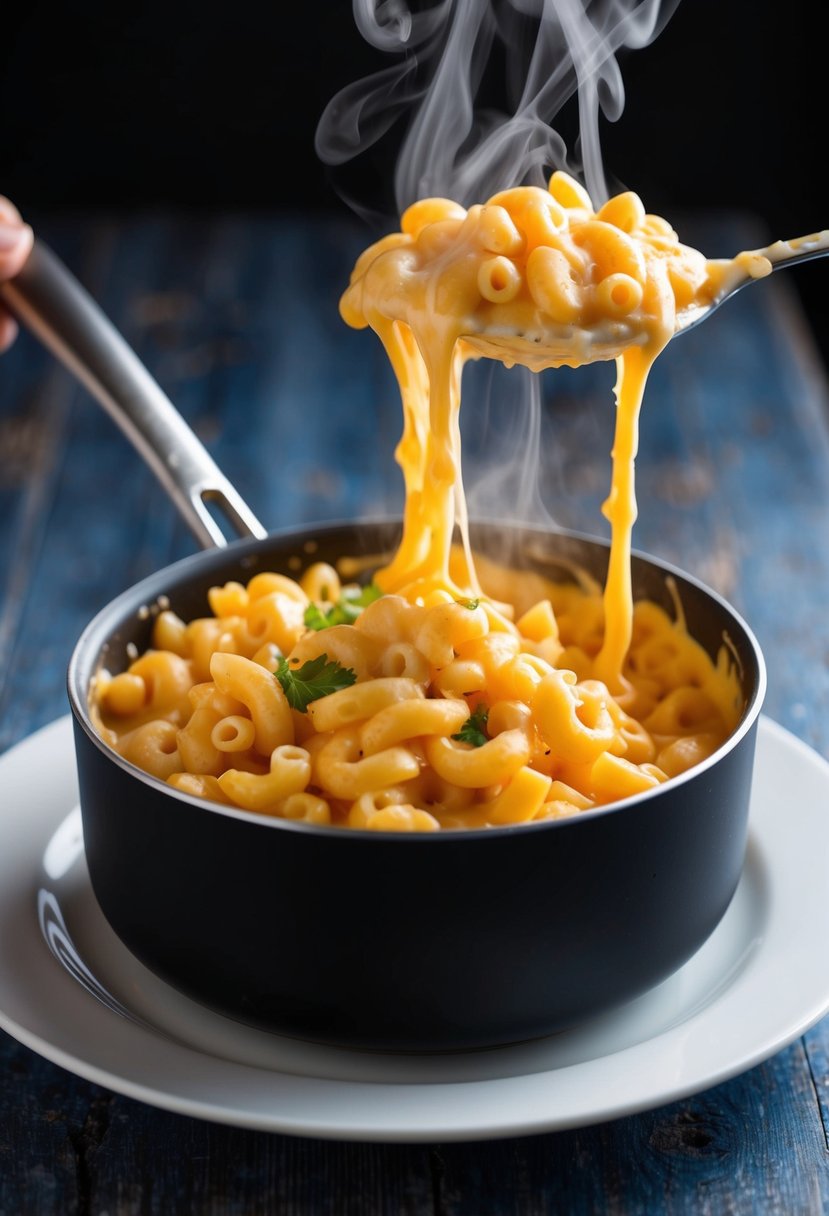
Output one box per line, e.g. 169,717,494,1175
1,209,828,1213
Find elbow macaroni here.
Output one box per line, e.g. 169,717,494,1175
91,175,756,830
340,171,770,688
92,552,743,830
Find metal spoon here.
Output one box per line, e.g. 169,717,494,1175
464,229,829,367
673,229,829,337
2,225,827,509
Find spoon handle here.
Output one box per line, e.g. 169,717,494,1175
0,239,267,550
760,230,829,270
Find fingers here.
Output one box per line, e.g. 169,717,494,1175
0,314,18,353
0,195,25,225
0,198,33,279
0,196,33,352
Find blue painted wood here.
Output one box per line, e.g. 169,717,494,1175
1,209,828,1212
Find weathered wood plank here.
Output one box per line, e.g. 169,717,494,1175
427,1042,829,1215
2,1035,827,1215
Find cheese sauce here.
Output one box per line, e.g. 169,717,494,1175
340,173,770,692
92,173,760,830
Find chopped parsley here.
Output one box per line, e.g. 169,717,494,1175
303,583,383,631
452,703,490,748
303,602,335,631
275,654,357,712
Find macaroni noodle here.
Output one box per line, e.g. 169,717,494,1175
92,551,743,831
92,173,758,830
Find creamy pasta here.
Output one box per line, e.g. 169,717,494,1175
93,548,742,831
339,172,770,690
92,172,758,830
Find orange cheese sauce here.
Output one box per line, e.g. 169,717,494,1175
340,172,769,692
92,173,758,831
92,552,743,830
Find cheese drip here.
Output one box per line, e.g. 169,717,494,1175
89,173,758,831
340,174,769,691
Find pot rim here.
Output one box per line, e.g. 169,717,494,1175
67,515,767,842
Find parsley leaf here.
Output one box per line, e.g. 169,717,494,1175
452,703,490,748
303,603,332,632
275,654,357,712
303,583,383,631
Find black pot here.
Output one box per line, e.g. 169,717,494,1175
6,242,766,1051
67,519,765,1051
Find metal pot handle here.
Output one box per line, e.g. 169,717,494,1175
0,239,267,549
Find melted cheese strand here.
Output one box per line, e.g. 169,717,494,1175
341,176,744,680
89,175,757,831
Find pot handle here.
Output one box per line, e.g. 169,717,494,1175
0,239,267,549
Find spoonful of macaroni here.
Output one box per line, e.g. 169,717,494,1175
340,173,827,687
341,171,829,371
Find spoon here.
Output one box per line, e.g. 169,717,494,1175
674,229,829,337
3,224,828,453
463,229,829,367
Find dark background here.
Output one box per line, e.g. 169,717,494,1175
2,0,827,364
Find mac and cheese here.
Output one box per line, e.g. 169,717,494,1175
93,172,757,830
93,547,742,831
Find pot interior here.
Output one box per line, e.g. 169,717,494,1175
70,517,764,749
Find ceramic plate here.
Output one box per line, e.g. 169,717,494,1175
1,714,828,1142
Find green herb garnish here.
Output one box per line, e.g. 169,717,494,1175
275,654,357,712
452,703,490,748
303,602,333,632
303,583,383,631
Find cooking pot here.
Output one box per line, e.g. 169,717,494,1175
3,243,766,1052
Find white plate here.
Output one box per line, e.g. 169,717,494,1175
1,714,828,1143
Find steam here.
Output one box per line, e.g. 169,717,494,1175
462,360,547,523
316,0,681,213
316,0,681,532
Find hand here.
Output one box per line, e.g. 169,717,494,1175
0,197,34,352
